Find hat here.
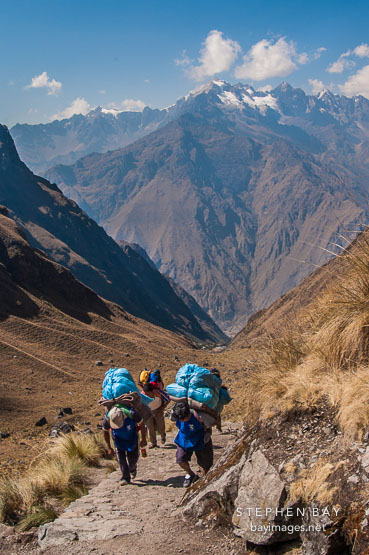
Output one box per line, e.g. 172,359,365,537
109,407,125,429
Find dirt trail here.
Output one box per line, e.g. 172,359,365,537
3,425,245,555
0,338,75,377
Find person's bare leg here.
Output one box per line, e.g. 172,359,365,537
178,461,194,475
153,407,166,443
146,417,157,447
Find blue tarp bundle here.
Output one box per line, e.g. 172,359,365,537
167,363,231,413
166,383,187,398
102,368,153,405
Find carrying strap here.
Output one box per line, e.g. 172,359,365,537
98,391,143,411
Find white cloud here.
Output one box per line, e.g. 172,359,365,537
314,47,326,60
339,64,369,98
121,99,146,111
257,84,272,92
309,79,327,95
297,52,309,65
327,52,355,74
234,37,298,81
99,89,106,94
51,97,91,120
175,49,192,67
26,71,62,95
109,98,146,112
353,43,369,58
327,44,369,74
187,30,241,81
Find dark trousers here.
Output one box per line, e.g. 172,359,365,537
115,444,139,482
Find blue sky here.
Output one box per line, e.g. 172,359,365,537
2,0,369,127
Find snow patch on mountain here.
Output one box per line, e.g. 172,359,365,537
218,90,243,108
218,88,279,115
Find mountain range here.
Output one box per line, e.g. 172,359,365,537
11,80,369,177
28,81,369,333
0,124,224,343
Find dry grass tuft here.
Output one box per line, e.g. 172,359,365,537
240,231,369,437
283,462,297,475
0,432,105,526
92,432,110,458
307,233,369,369
288,459,343,505
0,478,23,524
33,456,86,496
61,484,88,504
104,461,118,474
17,505,58,532
336,366,369,439
50,433,102,467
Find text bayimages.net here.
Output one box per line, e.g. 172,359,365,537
235,506,341,535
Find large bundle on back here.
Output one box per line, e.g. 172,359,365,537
166,364,231,415
99,368,153,410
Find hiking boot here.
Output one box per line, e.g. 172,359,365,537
119,479,130,486
161,436,166,445
130,469,137,479
149,443,158,449
183,473,199,488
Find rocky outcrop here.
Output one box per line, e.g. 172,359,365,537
232,450,301,544
300,504,346,555
181,407,368,553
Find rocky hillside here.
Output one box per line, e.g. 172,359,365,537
229,250,344,349
0,124,221,343
46,106,365,334
182,406,369,554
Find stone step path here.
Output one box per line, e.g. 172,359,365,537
38,470,145,547
37,425,243,555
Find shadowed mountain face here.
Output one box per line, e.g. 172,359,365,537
0,125,220,343
0,207,115,322
117,240,228,343
45,103,366,333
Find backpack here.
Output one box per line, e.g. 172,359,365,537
149,370,162,385
139,369,150,386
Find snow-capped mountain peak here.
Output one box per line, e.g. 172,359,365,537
10,80,369,176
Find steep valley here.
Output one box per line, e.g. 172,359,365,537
37,80,369,334
0,124,224,344
46,113,365,334
0,209,219,475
